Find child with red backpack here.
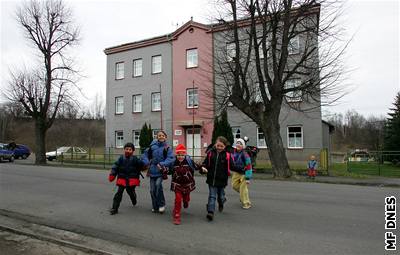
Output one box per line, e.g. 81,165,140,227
169,144,200,225
108,143,145,215
201,136,239,221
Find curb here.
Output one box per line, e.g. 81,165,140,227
0,213,164,255
0,224,112,255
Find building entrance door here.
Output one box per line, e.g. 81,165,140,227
186,128,201,157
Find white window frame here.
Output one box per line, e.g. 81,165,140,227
115,131,124,148
115,62,124,80
133,59,142,77
186,88,199,108
226,42,236,62
152,55,162,74
232,126,241,144
132,94,142,113
115,96,124,114
255,83,271,103
186,48,198,68
257,127,267,148
151,92,161,111
288,36,300,55
132,130,140,148
285,79,302,102
257,38,264,59
287,126,303,149
152,129,161,140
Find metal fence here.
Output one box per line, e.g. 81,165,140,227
346,151,400,177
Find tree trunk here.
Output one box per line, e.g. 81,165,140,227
34,118,47,165
264,114,292,178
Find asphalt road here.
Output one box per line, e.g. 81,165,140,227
0,163,398,255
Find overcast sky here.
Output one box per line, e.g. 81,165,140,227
1,0,399,118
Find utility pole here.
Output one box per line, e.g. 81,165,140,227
192,80,195,157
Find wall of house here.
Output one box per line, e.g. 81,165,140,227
172,24,214,154
105,41,173,149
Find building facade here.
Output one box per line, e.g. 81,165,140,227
104,14,331,160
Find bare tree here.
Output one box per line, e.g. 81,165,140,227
210,0,348,177
6,0,80,164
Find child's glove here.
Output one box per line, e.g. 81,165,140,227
245,170,252,180
108,174,116,182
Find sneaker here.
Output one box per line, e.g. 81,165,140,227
132,197,137,206
183,201,189,209
152,209,158,213
159,206,165,213
109,208,118,215
206,212,214,221
242,203,252,209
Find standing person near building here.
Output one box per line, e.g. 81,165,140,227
169,144,199,225
231,138,253,209
108,143,145,215
307,155,318,179
201,136,239,221
142,130,175,214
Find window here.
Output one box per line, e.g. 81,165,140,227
232,126,241,143
152,55,162,74
285,79,302,102
152,129,161,139
151,92,161,111
133,59,142,77
186,48,198,68
115,96,124,114
255,83,271,103
115,62,124,80
257,38,264,59
257,127,267,148
287,126,303,148
132,94,142,113
132,130,140,148
288,36,300,55
115,131,124,148
226,42,236,62
186,88,199,108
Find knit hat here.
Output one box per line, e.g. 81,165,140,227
236,138,246,149
175,144,186,154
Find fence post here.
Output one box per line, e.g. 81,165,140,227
103,149,106,169
378,151,381,176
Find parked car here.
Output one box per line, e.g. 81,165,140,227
0,143,15,162
46,146,88,161
8,143,31,159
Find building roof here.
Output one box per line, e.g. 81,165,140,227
104,20,211,55
104,4,321,55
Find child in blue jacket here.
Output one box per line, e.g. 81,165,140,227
142,130,175,213
108,143,145,215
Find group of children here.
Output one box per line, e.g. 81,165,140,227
108,131,253,225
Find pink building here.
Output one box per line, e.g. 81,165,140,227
171,21,214,157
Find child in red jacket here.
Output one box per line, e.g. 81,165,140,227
169,144,199,225
108,143,145,215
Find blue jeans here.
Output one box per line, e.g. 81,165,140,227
150,176,165,210
207,185,226,213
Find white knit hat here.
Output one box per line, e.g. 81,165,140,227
236,138,246,149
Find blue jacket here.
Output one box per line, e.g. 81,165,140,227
142,140,175,177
